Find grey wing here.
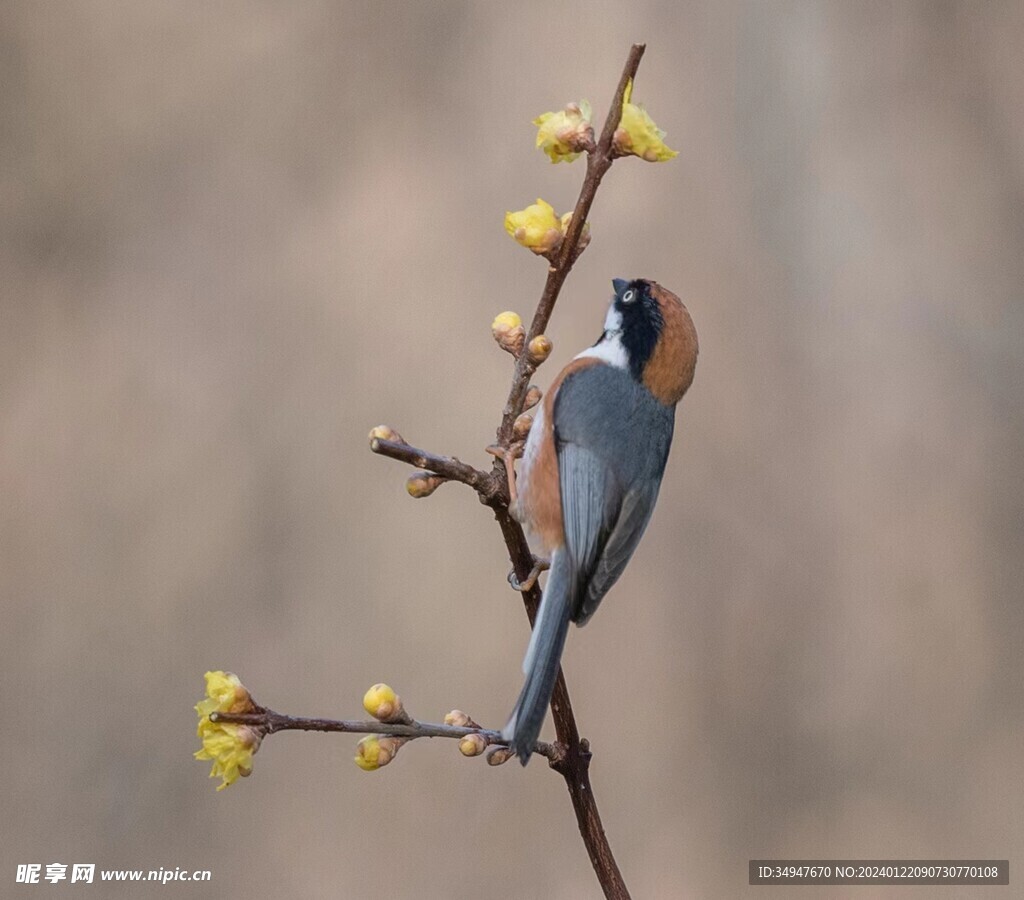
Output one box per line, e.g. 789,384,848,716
557,442,621,608
553,364,675,624
574,483,659,625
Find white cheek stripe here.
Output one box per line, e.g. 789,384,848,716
575,331,628,369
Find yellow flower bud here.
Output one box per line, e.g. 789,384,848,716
368,425,406,446
527,335,553,365
406,471,446,498
513,414,533,440
504,199,563,256
533,100,594,163
354,734,384,771
524,385,542,410
486,745,515,766
459,733,488,757
491,311,526,356
612,79,677,162
363,683,404,722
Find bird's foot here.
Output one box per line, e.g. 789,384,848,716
507,556,550,593
485,441,525,509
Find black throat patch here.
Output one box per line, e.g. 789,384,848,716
618,281,664,383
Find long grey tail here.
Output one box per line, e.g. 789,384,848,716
502,548,574,765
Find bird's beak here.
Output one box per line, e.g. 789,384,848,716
612,278,629,297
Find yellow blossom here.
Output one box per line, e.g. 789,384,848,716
533,100,593,163
504,199,563,256
194,671,260,791
613,79,677,162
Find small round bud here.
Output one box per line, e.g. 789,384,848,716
354,734,384,771
486,745,515,766
491,311,526,356
459,733,488,757
524,385,543,410
444,709,476,728
513,414,534,440
406,471,446,498
368,425,406,446
527,335,553,365
363,683,403,722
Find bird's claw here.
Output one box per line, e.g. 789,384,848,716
485,441,525,509
507,556,550,593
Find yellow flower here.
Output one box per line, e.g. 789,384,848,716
504,199,563,256
533,100,593,163
195,723,261,790
613,79,677,162
194,671,260,791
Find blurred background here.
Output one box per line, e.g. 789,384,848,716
3,2,1022,897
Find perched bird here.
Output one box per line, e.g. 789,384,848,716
502,277,698,764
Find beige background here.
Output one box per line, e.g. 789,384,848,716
3,2,1022,898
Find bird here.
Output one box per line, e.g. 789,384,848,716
501,277,698,765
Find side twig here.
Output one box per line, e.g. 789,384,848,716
212,709,561,763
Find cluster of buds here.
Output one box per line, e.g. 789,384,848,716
504,200,590,261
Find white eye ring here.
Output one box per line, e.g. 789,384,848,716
622,289,636,303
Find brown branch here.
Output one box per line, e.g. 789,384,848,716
369,43,648,900
370,437,501,502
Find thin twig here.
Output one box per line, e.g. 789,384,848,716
370,437,500,501
212,709,561,763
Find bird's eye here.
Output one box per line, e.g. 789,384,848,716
622,289,636,304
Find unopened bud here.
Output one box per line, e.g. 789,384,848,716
354,734,384,771
459,733,488,757
486,745,515,766
524,385,543,410
406,471,446,498
513,414,534,440
444,709,478,728
363,683,405,723
527,335,553,365
559,211,591,258
491,311,526,356
368,425,406,445
354,734,407,771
